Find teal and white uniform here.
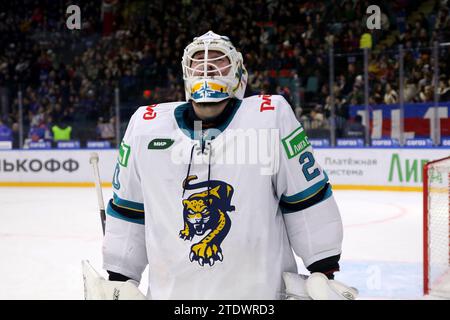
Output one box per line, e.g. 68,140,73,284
102,95,343,299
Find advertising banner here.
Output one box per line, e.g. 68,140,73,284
0,148,449,190
349,102,450,139
314,148,450,190
0,150,117,185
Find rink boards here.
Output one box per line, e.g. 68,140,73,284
0,148,449,191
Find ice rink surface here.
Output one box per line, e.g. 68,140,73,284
0,187,424,300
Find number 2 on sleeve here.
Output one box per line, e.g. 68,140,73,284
299,151,320,181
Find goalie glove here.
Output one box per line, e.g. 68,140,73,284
82,260,146,300
282,272,358,300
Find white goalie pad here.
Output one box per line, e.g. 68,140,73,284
283,272,358,300
82,260,146,300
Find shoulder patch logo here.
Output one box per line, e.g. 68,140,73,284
118,141,131,167
148,138,175,150
282,126,311,159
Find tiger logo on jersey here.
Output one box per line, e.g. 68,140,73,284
179,175,235,267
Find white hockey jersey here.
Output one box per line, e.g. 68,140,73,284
102,95,343,300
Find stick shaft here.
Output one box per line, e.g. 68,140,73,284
90,153,106,235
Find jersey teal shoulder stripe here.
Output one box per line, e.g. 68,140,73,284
106,202,144,225
113,193,144,212
280,172,329,204
280,185,333,214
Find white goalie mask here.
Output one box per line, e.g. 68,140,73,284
182,31,248,103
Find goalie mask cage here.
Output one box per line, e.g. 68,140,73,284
423,156,450,298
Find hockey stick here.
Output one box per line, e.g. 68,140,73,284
89,152,106,235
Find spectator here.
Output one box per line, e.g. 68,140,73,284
372,83,384,104
28,121,52,143
439,78,450,101
359,32,372,49
404,79,418,102
419,85,433,102
384,84,398,104
23,120,52,148
309,105,327,129
96,116,116,144
294,105,303,120
52,119,72,142
0,120,12,141
344,115,366,139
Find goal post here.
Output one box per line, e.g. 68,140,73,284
423,156,450,298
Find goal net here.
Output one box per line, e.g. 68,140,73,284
423,156,450,298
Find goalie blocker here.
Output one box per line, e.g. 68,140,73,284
82,260,146,300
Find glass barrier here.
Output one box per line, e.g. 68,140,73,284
4,43,450,149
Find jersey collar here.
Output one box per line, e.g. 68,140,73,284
174,99,242,141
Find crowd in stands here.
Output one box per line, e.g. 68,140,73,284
0,0,449,147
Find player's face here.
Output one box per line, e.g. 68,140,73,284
190,50,231,77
